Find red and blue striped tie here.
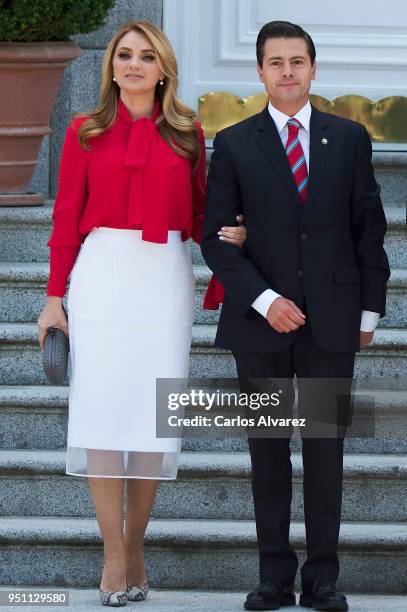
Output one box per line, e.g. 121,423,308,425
285,118,308,205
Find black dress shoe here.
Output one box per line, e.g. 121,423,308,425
299,580,348,611
244,581,296,610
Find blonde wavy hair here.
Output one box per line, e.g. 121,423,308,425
76,20,201,169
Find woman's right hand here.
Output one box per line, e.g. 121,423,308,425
37,296,68,351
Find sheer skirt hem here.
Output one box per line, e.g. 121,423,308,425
66,446,180,479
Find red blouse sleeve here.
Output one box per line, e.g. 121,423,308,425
191,121,225,310
203,273,225,310
47,118,89,297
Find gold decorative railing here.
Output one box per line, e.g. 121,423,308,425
198,92,407,142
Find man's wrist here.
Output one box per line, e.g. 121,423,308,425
360,310,380,332
252,289,281,318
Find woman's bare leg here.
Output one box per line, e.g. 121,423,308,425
124,478,159,585
87,450,127,591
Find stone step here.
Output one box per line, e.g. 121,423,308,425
2,383,406,454
0,449,405,523
364,151,407,209
0,588,405,612
0,322,406,387
1,262,406,329
0,385,406,454
0,516,405,592
0,203,405,265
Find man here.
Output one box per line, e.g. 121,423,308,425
201,21,390,612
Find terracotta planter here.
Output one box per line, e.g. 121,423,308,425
0,41,81,206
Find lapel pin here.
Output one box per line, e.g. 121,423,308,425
321,137,328,145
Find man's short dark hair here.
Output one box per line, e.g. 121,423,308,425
256,21,316,66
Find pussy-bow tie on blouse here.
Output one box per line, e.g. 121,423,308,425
118,97,179,243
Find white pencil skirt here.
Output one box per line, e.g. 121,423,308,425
65,227,195,479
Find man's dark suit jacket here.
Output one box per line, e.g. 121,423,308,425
201,104,390,354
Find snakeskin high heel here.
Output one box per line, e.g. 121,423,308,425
126,576,149,602
98,586,128,607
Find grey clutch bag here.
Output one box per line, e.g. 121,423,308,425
43,315,69,385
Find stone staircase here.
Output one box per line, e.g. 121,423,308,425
0,151,406,602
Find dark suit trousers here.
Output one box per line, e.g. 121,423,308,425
232,316,355,587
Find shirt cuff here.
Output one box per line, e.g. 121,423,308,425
252,289,281,318
360,310,380,332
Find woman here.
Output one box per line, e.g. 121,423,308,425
37,20,245,607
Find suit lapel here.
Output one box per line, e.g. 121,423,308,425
304,106,332,215
255,107,303,210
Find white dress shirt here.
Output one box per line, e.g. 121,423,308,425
251,100,380,333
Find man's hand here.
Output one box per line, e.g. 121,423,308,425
360,331,374,348
266,297,306,333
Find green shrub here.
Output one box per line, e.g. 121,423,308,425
0,0,116,42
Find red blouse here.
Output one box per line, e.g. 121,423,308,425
47,97,224,308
